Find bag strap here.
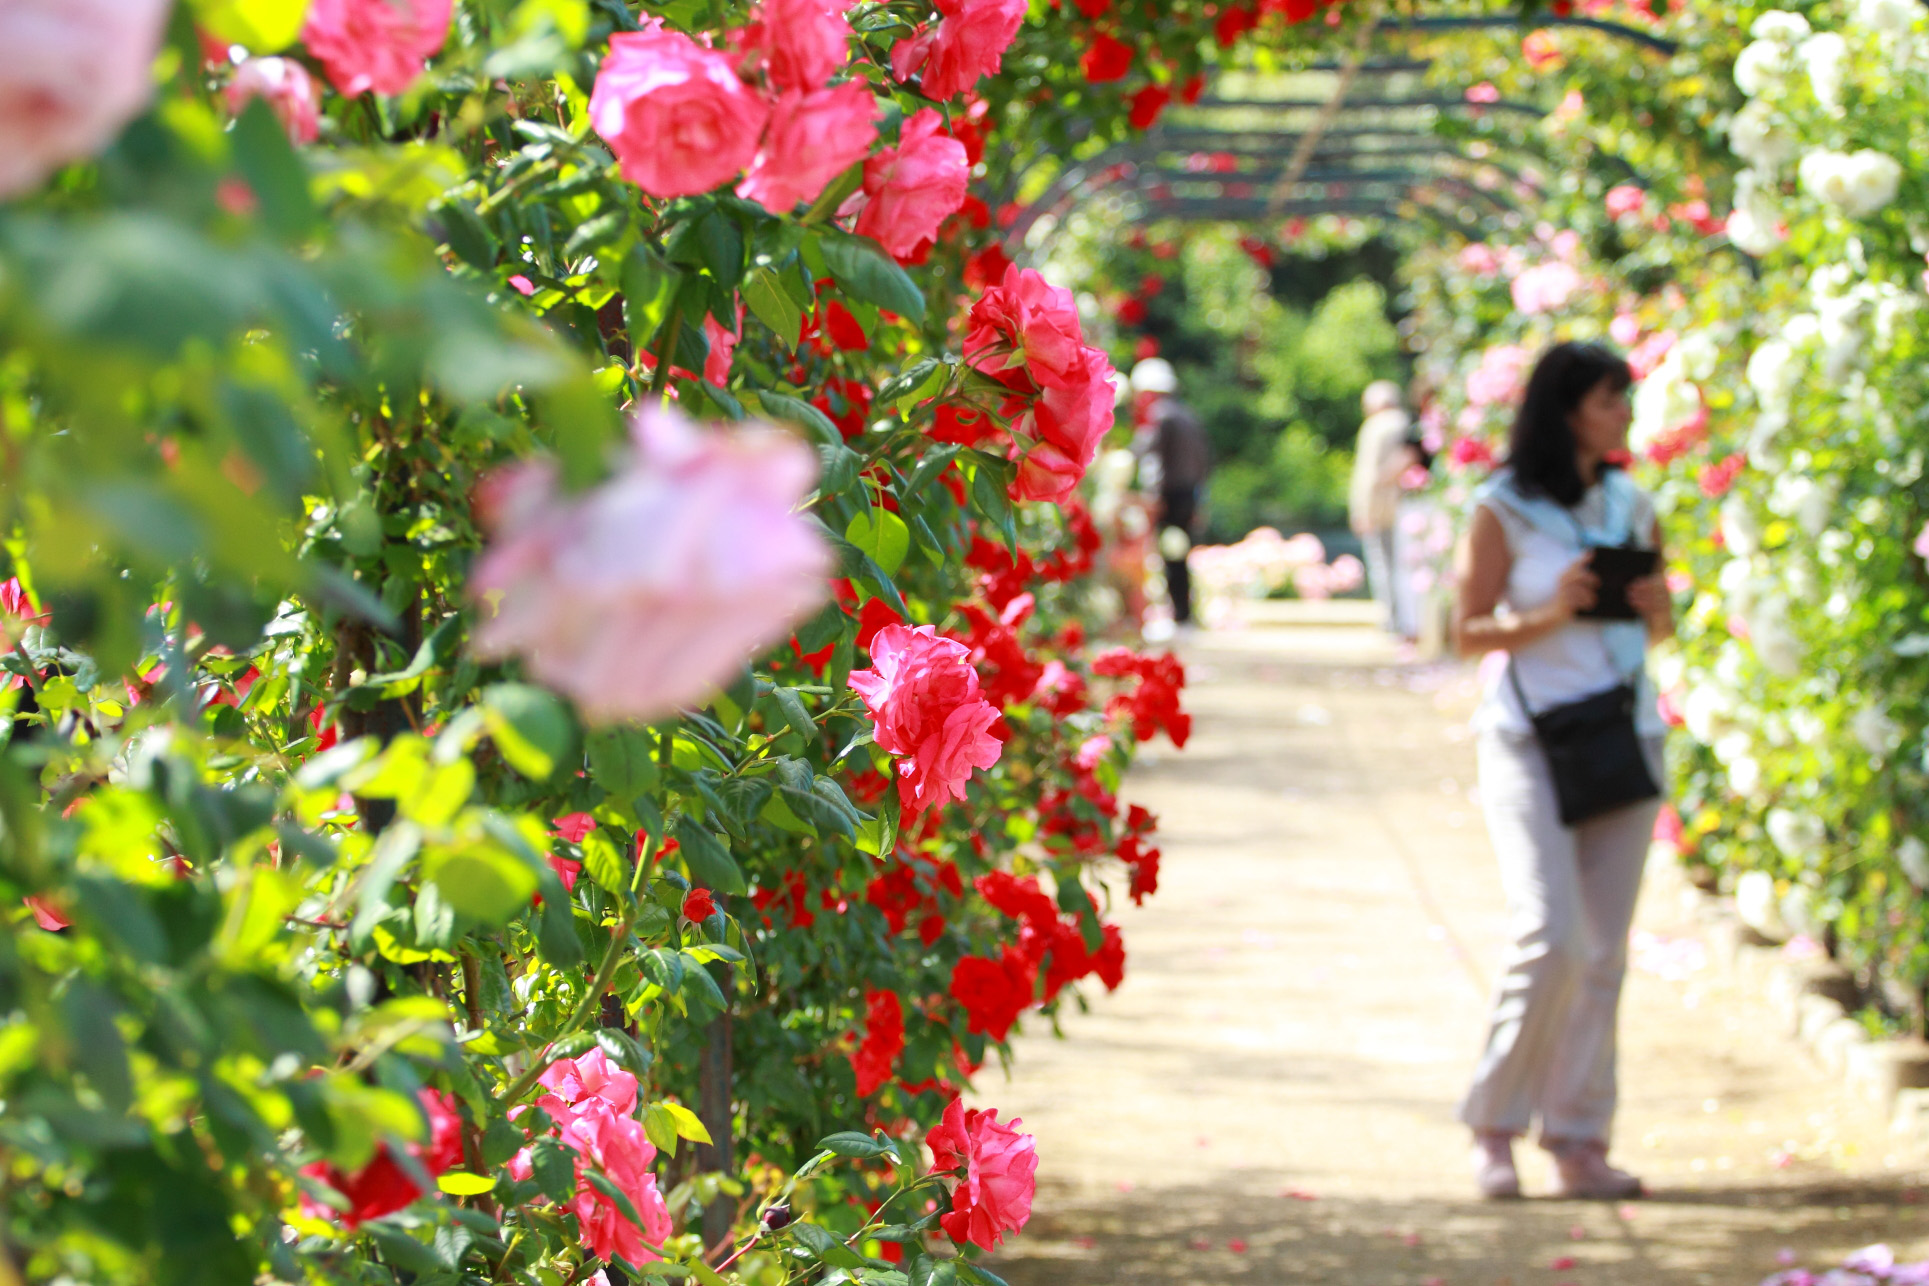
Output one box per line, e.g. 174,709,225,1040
1505,656,1537,719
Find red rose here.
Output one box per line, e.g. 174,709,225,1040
301,1090,464,1228
589,24,769,199
1128,84,1170,130
682,887,717,921
737,0,853,93
963,263,1089,392
926,1099,1038,1251
821,299,870,351
1080,31,1133,83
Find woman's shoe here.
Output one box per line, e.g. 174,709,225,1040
1548,1139,1643,1200
1471,1132,1522,1199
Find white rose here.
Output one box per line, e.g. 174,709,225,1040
1800,32,1849,111
1751,10,1814,40
1630,345,1701,454
1783,312,1822,347
1729,754,1764,796
1735,869,1788,938
1721,494,1764,557
1747,337,1800,412
1854,0,1918,35
1851,703,1902,755
1789,706,1826,743
1683,683,1737,744
1729,102,1799,171
1898,835,1929,888
1735,39,1797,96
1767,806,1826,858
1800,148,1904,218
1749,593,1803,675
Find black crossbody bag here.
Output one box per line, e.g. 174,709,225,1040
1503,485,1660,827
1507,662,1658,827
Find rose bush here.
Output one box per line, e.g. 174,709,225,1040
0,0,1402,1280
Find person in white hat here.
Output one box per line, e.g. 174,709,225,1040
1349,379,1415,635
1130,357,1210,631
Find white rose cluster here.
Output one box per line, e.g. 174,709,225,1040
1799,32,1849,113
1734,12,1809,97
1629,343,1701,454
1797,148,1904,218
1729,104,1798,173
1853,0,1919,36
1726,170,1788,256
1766,806,1827,860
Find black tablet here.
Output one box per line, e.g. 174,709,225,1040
1577,546,1659,621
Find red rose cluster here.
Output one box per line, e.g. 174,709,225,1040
301,1089,464,1228
1093,648,1191,747
889,0,1029,100
926,1098,1038,1251
850,624,1005,816
960,265,1119,504
948,872,1124,1040
864,851,965,944
850,989,907,1095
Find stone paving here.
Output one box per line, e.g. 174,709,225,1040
981,611,1929,1286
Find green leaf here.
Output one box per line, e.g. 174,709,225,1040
910,1258,959,1286
955,1264,1010,1286
436,1172,498,1196
580,829,630,896
818,1131,889,1158
681,960,728,1013
481,684,577,782
623,243,682,345
587,725,661,800
876,356,944,414
231,98,316,240
564,208,629,258
818,232,925,325
968,455,1018,550
845,510,910,577
191,0,308,51
421,845,540,926
644,1102,680,1155
361,614,463,691
769,688,817,741
904,443,961,500
672,820,746,895
751,390,843,446
696,208,746,288
584,1167,653,1235
435,199,499,271
743,265,802,348
529,1136,577,1203
792,1222,870,1269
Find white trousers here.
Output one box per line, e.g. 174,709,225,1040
1459,731,1664,1144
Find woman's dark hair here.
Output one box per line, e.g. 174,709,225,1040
1506,341,1633,507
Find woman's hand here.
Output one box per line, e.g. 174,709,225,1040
1626,573,1674,639
1545,555,1600,623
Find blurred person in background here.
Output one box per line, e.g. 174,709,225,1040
1350,379,1415,635
1131,357,1211,635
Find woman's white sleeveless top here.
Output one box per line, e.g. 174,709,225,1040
1470,468,1664,738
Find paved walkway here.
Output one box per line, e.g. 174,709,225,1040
982,613,1928,1286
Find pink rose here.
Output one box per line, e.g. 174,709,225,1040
849,625,1003,815
704,299,744,385
470,407,832,724
1914,521,1929,566
963,264,1088,391
226,57,323,145
590,26,769,199
890,0,1028,100
1509,260,1581,315
539,1048,640,1118
926,1099,1038,1252
0,0,172,200
739,0,854,93
558,1100,674,1264
737,83,879,214
23,896,69,931
1605,183,1647,218
853,108,968,263
302,0,452,97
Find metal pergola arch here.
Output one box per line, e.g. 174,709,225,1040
1002,11,1677,257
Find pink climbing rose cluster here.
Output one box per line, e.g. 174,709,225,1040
225,57,324,145
470,407,830,724
302,0,454,97
925,1098,1038,1252
961,266,1118,503
849,624,1004,815
509,1050,674,1264
853,109,971,262
890,0,1031,102
0,0,173,200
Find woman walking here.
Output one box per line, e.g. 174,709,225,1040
1452,342,1675,1200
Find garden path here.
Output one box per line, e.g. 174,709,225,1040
980,607,1929,1286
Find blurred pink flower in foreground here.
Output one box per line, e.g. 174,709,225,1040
0,0,173,200
303,0,453,98
226,57,323,144
470,408,831,723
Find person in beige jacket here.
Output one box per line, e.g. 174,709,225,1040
1349,380,1414,633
